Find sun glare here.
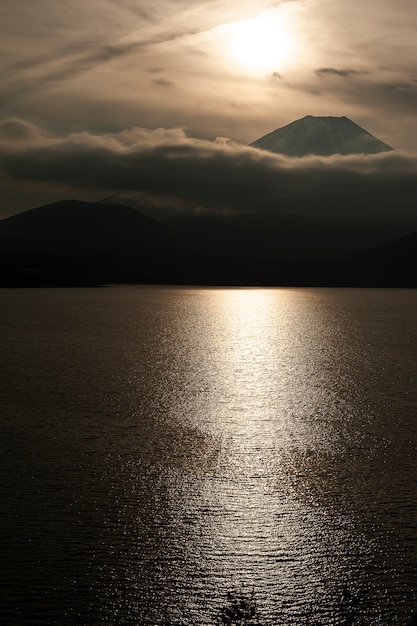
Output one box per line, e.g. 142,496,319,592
217,8,297,75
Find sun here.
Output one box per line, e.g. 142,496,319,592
220,8,297,75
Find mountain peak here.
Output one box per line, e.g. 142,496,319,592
250,115,393,157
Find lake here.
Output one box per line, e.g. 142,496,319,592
0,286,416,625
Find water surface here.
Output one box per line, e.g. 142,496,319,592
0,287,416,624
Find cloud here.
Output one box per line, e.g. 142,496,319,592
316,67,369,78
0,0,214,118
152,78,175,88
0,119,47,143
4,33,193,91
1,121,416,221
2,0,277,92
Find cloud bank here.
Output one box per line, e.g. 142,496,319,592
0,120,416,221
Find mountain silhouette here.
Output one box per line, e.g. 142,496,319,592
0,199,177,257
250,115,393,157
0,199,186,285
0,198,415,287
356,230,417,286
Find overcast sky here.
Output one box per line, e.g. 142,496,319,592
0,0,416,216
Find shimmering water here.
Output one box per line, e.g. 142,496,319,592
0,286,416,625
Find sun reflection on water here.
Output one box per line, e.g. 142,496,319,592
196,288,338,452
119,286,398,624
165,288,371,623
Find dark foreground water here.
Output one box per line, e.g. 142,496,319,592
0,286,416,625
